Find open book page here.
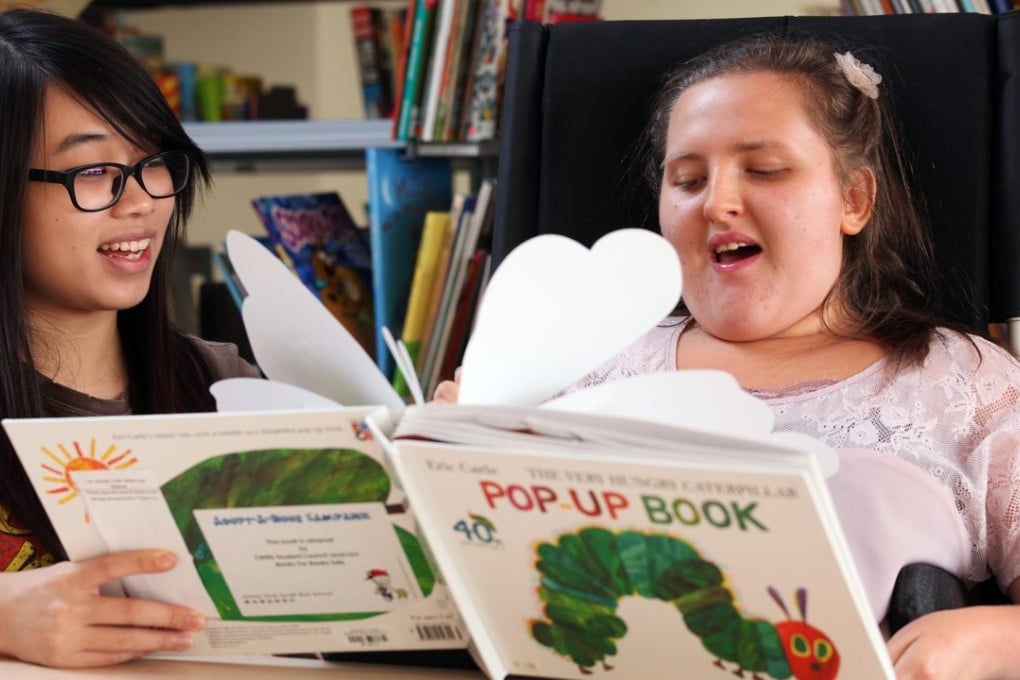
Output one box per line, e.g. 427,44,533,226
2,408,466,657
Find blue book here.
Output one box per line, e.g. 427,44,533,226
174,62,198,122
366,148,452,379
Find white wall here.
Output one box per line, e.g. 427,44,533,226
123,0,840,248
600,0,839,19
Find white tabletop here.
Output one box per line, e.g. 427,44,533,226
0,653,486,678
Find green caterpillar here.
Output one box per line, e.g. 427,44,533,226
531,527,839,678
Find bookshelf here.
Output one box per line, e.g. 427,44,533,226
85,0,840,370
99,0,833,248
184,119,498,171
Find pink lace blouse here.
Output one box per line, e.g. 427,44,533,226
573,318,1020,598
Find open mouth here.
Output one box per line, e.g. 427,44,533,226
98,238,151,262
714,242,762,265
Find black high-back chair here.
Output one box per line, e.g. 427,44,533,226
491,13,1020,630
493,12,1020,337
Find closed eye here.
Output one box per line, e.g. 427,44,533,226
748,168,787,178
667,176,705,191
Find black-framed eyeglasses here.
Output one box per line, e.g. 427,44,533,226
27,149,192,212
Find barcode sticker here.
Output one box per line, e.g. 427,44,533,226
345,631,389,646
415,623,463,641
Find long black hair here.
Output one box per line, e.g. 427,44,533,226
0,8,217,557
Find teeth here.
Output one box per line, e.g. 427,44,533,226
715,242,750,254
99,238,151,254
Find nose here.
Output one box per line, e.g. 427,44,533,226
701,169,744,223
110,173,156,217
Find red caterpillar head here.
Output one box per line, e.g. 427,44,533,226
768,586,840,680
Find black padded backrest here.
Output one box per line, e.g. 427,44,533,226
493,13,1020,333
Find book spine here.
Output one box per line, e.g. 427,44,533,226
393,211,451,397
417,194,472,374
437,249,487,386
420,0,459,142
396,0,439,141
390,0,418,137
351,6,391,118
524,0,547,21
379,7,407,119
434,0,479,141
421,179,493,395
461,0,510,142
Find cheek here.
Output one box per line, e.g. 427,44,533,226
153,205,175,245
659,198,695,249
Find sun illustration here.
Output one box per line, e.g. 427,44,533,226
40,439,138,511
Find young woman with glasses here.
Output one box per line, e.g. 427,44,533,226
0,8,258,667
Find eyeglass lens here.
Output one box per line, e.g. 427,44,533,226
74,151,190,211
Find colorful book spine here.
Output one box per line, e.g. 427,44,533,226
421,179,493,396
460,0,510,142
396,0,439,141
419,0,458,141
365,148,453,379
434,0,479,141
351,5,395,118
437,248,487,386
524,0,546,20
417,194,473,374
393,211,451,398
390,0,418,137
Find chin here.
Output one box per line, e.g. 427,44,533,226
699,319,775,343
104,290,152,312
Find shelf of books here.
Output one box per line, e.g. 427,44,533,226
182,119,498,172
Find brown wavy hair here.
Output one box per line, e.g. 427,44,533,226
643,33,953,365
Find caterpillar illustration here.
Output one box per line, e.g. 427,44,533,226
530,527,839,679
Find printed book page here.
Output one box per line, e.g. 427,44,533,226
2,407,466,657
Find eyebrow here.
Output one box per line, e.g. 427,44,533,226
662,140,792,167
53,132,108,154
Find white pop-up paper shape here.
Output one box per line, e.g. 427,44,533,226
223,230,404,410
459,228,682,405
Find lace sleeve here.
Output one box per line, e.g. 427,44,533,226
561,319,685,395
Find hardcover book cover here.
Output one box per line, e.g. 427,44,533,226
250,192,375,356
384,401,895,679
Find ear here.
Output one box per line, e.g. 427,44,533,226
840,166,876,236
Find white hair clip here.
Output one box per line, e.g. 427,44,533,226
834,51,882,100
